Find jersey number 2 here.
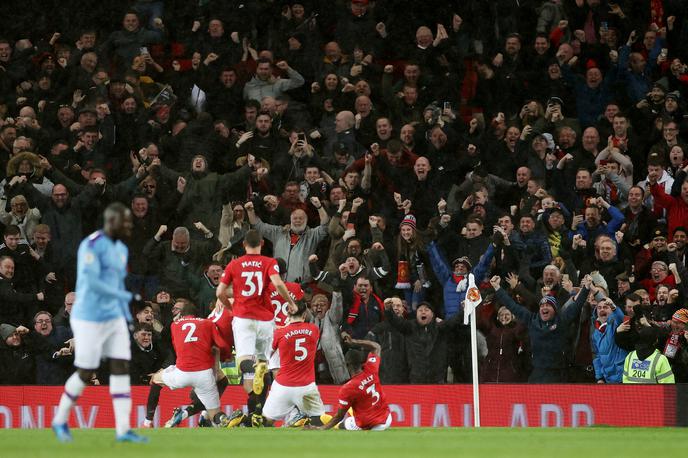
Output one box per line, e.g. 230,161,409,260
294,337,308,361
241,272,264,297
181,323,198,343
366,384,380,405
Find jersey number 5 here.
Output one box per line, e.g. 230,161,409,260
366,383,380,405
181,323,198,343
241,272,264,297
294,337,308,361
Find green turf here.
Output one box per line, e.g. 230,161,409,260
0,427,683,458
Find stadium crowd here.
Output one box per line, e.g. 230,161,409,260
1,0,688,386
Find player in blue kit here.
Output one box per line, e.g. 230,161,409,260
52,203,147,443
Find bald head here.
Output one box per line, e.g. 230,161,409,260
335,111,355,133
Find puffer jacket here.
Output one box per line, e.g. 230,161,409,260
427,241,495,318
591,305,628,383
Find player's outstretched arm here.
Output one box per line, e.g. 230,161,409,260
216,282,232,309
270,273,297,311
347,337,381,357
318,407,347,430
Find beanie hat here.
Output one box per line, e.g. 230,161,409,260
540,295,557,309
0,323,17,341
451,256,472,270
672,309,688,324
400,214,416,230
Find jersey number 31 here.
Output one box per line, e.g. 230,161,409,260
241,271,264,297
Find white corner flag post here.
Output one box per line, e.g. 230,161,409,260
464,273,483,427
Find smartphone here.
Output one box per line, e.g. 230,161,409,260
297,132,307,142
660,48,668,59
140,46,148,55
443,101,452,111
623,316,631,324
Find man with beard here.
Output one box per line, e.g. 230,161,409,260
188,262,224,317
247,201,329,283
622,186,657,250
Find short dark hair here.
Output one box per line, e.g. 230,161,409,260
179,300,198,317
134,323,154,334
256,57,272,66
673,226,688,236
625,293,641,303
3,225,20,237
244,229,262,248
345,348,367,370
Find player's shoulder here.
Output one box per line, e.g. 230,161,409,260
81,231,104,249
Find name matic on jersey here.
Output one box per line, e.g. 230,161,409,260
241,260,263,268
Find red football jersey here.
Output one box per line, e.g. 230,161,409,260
268,281,304,326
338,353,390,429
273,321,319,387
171,316,229,372
208,306,234,361
220,254,279,321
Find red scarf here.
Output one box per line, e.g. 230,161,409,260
347,293,384,324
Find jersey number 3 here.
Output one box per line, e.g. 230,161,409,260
241,272,264,297
181,323,198,343
366,383,380,405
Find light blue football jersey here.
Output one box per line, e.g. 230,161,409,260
71,231,133,322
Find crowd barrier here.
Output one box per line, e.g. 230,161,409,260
0,385,682,428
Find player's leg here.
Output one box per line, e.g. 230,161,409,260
106,319,147,443
261,381,294,425
252,320,274,396
192,369,229,427
296,383,327,427
369,413,393,431
229,317,259,426
52,319,103,442
143,384,163,427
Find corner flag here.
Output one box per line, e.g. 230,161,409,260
463,273,482,325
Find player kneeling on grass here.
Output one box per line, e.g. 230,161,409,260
259,300,327,427
150,301,232,427
310,337,392,431
165,299,234,427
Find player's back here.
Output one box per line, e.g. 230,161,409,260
208,307,234,360
268,281,304,327
220,254,278,321
274,321,319,387
171,317,219,372
72,231,131,323
340,353,390,428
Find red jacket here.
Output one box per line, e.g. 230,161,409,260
650,184,688,240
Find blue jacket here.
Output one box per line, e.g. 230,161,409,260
427,242,494,319
570,204,625,242
561,63,616,127
495,286,588,369
617,41,663,103
510,230,552,269
591,305,628,383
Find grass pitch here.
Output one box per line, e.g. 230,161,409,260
0,427,683,457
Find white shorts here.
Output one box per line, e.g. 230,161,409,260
232,316,274,361
343,413,392,431
268,349,281,371
71,317,131,370
262,381,325,421
161,366,220,410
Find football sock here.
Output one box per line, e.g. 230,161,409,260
53,372,86,424
216,376,229,396
309,416,324,426
247,391,258,414
187,389,203,416
110,375,132,436
146,384,162,421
